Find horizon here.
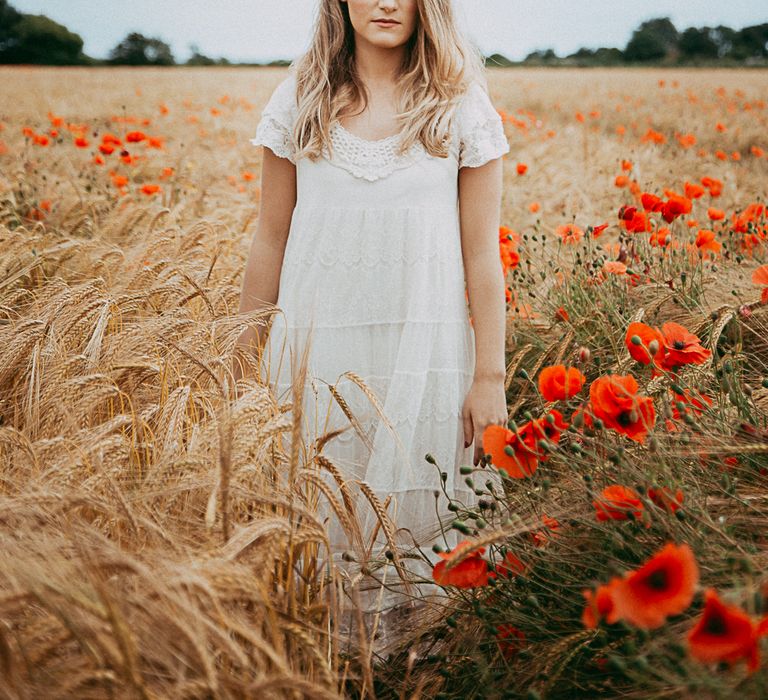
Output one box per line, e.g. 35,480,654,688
6,0,767,64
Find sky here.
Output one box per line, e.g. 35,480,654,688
9,0,768,64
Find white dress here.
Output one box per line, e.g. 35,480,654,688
251,70,509,577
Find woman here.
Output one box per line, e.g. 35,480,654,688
235,0,509,645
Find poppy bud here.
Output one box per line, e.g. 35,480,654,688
504,445,514,456
451,519,471,534
464,477,475,488
460,465,473,475
432,543,444,553
630,335,642,346
425,453,436,464
629,410,639,423
578,346,591,363
648,339,659,356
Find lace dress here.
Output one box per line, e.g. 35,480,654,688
251,71,509,584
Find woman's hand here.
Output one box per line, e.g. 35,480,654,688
461,375,508,467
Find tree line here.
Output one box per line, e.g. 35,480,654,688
0,1,766,68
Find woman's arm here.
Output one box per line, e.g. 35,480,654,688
458,156,508,465
232,147,297,383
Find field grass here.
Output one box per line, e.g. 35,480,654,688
1,65,767,698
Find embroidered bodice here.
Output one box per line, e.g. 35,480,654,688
250,72,510,182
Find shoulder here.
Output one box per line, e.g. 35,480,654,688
455,80,501,132
454,79,510,168
264,70,298,116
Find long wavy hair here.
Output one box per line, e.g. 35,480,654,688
290,0,487,161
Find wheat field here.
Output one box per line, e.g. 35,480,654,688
1,66,767,698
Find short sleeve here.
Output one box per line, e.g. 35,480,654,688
457,81,510,168
249,73,298,164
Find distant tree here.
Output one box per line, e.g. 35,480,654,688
732,23,768,60
108,32,174,65
186,43,216,66
625,17,679,62
0,0,22,53
0,12,85,64
594,47,625,64
485,52,513,67
565,47,624,66
523,48,558,64
709,25,738,58
679,27,719,59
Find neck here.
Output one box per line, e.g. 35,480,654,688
352,38,407,85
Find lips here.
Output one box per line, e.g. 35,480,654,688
373,20,400,25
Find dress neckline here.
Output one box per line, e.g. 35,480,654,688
332,120,401,145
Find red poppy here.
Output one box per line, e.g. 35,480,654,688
592,223,609,238
126,130,147,143
482,410,568,479
496,624,526,659
670,389,712,422
688,589,766,673
660,322,711,369
752,265,768,304
589,375,656,443
432,541,493,588
608,543,698,628
555,223,584,244
701,176,723,197
531,514,561,547
650,227,671,247
622,209,652,233
593,484,644,522
625,322,664,366
641,193,664,212
496,551,526,578
684,182,706,199
582,580,618,628
538,365,586,402
695,228,721,256
661,194,692,223
647,487,684,513
141,183,161,196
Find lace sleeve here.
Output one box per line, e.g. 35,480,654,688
457,81,510,169
250,74,298,163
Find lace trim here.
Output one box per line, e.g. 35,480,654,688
322,122,428,183
250,115,295,163
459,115,510,168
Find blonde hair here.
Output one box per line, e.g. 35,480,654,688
290,0,487,161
